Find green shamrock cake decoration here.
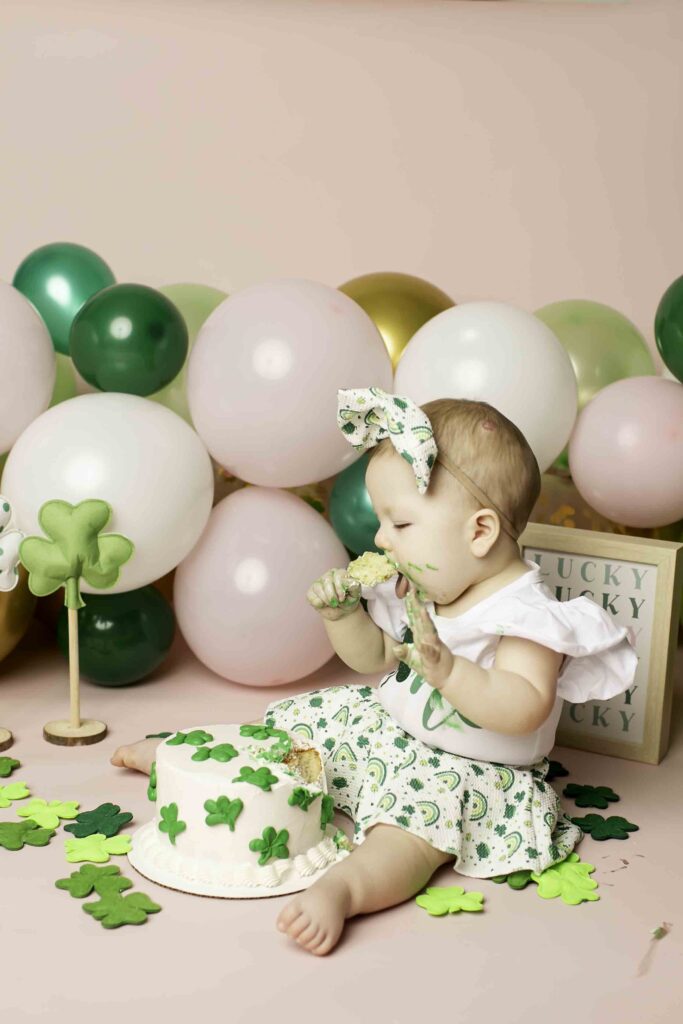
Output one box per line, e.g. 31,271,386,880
248,826,290,866
166,729,214,747
147,762,157,802
158,803,187,845
204,795,244,829
191,743,239,763
232,765,279,791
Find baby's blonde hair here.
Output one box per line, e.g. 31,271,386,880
368,398,541,539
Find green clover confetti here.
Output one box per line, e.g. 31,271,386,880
56,864,134,899
531,853,599,905
192,743,238,764
490,869,534,890
563,783,620,809
83,890,162,928
64,833,132,863
571,814,639,841
17,798,79,829
248,826,290,866
288,787,321,812
415,886,485,916
19,499,134,610
158,803,186,845
204,796,244,829
63,803,133,839
147,762,157,802
0,781,30,807
232,765,279,791
0,820,55,851
0,756,20,778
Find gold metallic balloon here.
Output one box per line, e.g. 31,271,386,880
0,565,37,665
211,459,336,520
339,272,455,369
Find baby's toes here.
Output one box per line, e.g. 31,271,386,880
296,920,321,950
276,898,307,936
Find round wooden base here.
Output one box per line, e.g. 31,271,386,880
0,727,13,752
43,719,108,746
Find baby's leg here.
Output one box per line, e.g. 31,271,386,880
110,738,160,775
277,822,454,956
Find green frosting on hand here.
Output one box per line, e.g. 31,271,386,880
83,890,162,928
18,498,134,610
158,803,186,845
563,783,620,809
232,765,279,791
415,885,485,916
63,802,133,839
0,820,55,850
570,814,639,841
248,826,290,866
166,729,214,747
0,756,20,778
320,793,335,829
204,795,244,829
288,786,321,812
147,762,157,802
531,853,599,904
17,798,79,829
490,869,534,890
56,864,133,899
0,781,30,807
64,833,132,863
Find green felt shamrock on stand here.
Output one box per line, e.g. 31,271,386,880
19,499,134,746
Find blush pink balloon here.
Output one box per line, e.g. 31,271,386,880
173,486,351,685
186,278,393,487
568,375,683,528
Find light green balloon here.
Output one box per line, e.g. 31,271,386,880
147,283,228,424
49,353,78,408
535,299,656,411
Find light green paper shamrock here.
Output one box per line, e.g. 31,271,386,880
0,781,30,807
531,853,599,905
83,891,162,928
64,832,132,863
19,499,135,610
17,798,79,828
248,826,290,866
55,864,133,899
415,885,485,916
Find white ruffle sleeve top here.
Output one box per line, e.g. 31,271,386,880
360,558,639,766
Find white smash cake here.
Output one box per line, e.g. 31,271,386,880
127,723,351,898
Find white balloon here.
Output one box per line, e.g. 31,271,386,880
393,301,578,472
0,281,56,453
1,392,214,593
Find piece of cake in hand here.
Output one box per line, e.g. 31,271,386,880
127,724,350,899
346,551,398,587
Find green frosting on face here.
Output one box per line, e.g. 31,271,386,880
158,803,187,845
320,794,335,829
147,762,157,802
191,742,238,763
166,729,214,747
232,765,279,791
204,795,244,830
288,786,321,812
248,826,290,866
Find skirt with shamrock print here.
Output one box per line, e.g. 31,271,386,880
263,684,583,879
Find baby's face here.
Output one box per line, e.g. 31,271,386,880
365,448,480,605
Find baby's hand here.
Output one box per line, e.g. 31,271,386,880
307,568,362,622
392,583,454,689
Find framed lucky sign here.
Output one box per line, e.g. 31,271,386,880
517,522,683,765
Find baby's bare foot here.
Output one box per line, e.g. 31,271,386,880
110,737,160,775
276,872,353,956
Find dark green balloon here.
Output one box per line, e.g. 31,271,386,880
70,283,188,395
56,586,175,686
655,274,683,383
13,242,116,355
329,453,381,556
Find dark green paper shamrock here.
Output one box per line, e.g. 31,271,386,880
571,814,639,841
204,795,244,829
490,869,534,890
158,803,186,845
63,802,133,838
18,499,134,610
232,765,279,791
147,762,157,802
0,820,55,850
55,864,133,898
546,760,569,781
0,756,20,778
248,826,290,866
288,787,321,812
83,890,162,928
563,783,620,809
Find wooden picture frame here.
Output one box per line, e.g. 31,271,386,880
517,522,683,765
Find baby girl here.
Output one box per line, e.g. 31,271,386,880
112,386,638,957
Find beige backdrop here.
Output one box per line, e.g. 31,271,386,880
0,0,679,370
